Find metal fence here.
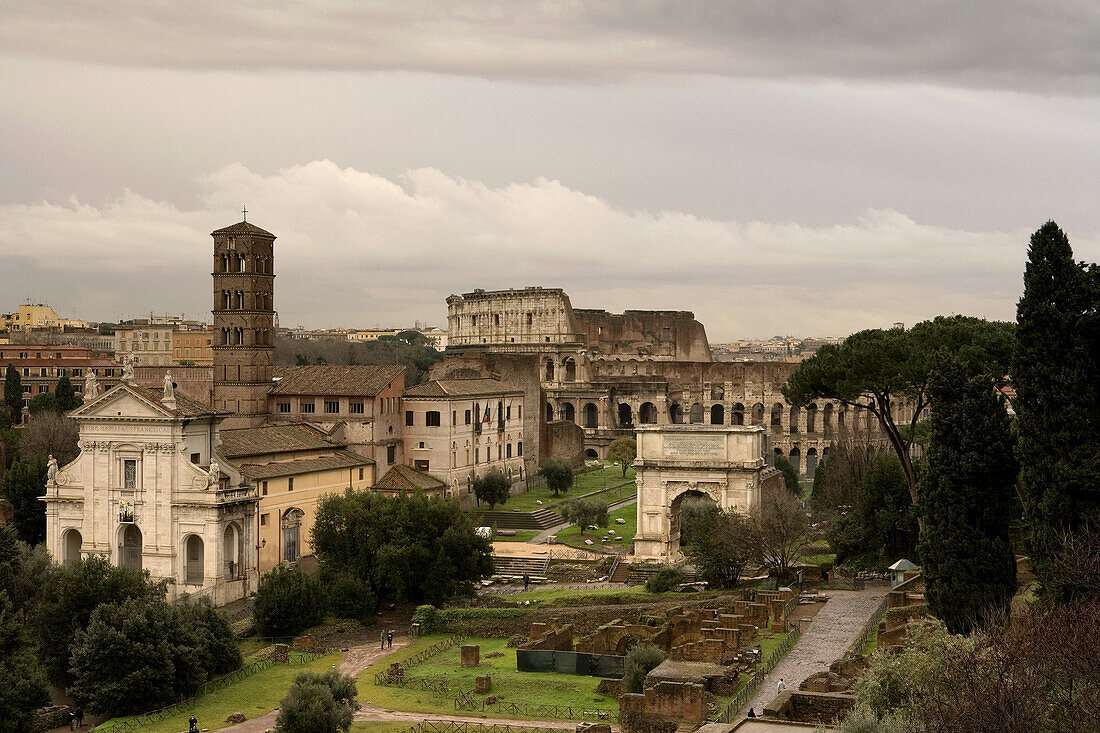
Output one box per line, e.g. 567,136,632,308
454,694,618,722
711,626,803,724
96,649,325,733
375,635,466,685
394,721,571,733
848,597,889,656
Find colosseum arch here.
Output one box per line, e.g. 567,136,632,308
709,404,724,425
639,402,658,424
752,403,765,425
731,403,745,425
583,402,599,428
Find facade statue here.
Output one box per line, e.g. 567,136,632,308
47,454,58,485
84,370,99,400
122,354,135,383
163,371,175,401
207,459,220,489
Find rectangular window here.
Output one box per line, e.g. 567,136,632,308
405,410,414,426
358,468,364,481
387,445,396,465
287,477,294,491
498,445,502,460
39,385,49,393
325,400,340,414
262,480,268,496
349,401,364,414
40,368,47,376
260,513,268,526
277,401,291,413
507,443,512,458
426,411,441,427
21,385,30,394
518,406,522,419
124,459,137,489
465,410,471,425
517,441,523,456
190,452,200,464
414,460,430,471
452,410,457,425
72,368,82,377
506,406,511,419
475,448,479,464
301,401,315,414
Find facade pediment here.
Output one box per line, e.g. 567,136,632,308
74,385,172,420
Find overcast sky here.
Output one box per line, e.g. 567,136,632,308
2,1,1098,339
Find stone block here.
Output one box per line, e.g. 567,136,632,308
461,644,480,667
272,643,290,663
577,723,613,733
476,674,492,694
226,712,247,724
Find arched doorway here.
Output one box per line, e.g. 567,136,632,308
710,404,724,424
806,447,819,476
561,402,576,422
585,448,599,460
62,528,82,567
584,402,598,428
752,403,765,425
563,358,577,382
789,406,801,434
669,403,683,424
789,447,801,475
282,508,304,564
823,404,834,436
806,404,818,433
771,403,783,429
224,524,241,579
120,525,142,571
184,534,204,585
667,487,720,564
731,403,744,425
618,403,634,428
639,402,657,424
546,402,554,423
689,403,703,424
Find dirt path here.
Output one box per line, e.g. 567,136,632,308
742,585,888,716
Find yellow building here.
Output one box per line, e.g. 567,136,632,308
172,326,215,366
217,423,375,573
0,304,91,332
114,325,174,366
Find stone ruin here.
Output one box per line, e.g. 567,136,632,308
619,680,708,733
519,621,575,651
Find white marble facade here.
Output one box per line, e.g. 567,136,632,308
42,381,258,605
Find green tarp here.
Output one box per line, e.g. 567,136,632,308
516,649,625,678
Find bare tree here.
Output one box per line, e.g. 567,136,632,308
20,411,79,466
750,494,811,584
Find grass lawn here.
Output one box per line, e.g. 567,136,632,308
359,636,617,718
237,638,272,656
499,464,636,512
93,652,341,733
491,529,541,542
482,584,722,608
351,724,420,733
553,498,637,550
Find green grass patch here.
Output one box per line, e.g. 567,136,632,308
237,638,272,656
93,652,341,733
492,529,541,542
440,607,531,620
859,623,880,655
797,553,837,566
483,584,722,608
499,465,636,512
351,723,419,733
553,498,637,550
359,637,616,717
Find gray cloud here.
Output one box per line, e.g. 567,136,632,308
2,1,1099,92
3,161,1093,339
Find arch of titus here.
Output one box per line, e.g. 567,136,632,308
633,425,777,565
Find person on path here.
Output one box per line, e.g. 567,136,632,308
381,628,387,650
747,708,756,718
522,572,530,591
69,711,76,731
387,630,394,648
76,708,84,727
188,714,198,732
777,678,786,695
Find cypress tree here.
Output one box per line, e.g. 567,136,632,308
3,364,20,428
1013,221,1100,593
917,360,1017,635
55,375,81,411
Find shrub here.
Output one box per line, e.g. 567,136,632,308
275,670,357,733
254,566,325,637
624,644,665,693
644,567,685,593
325,571,377,625
412,604,443,634
539,458,574,496
474,470,512,509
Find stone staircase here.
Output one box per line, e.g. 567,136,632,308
626,563,699,586
476,507,562,530
491,555,551,577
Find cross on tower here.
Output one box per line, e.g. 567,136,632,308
242,205,248,222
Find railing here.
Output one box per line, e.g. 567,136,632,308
374,635,466,685
454,696,617,722
848,597,888,656
95,649,324,732
394,722,569,733
711,625,803,724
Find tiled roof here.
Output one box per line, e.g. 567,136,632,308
270,365,404,397
236,449,373,480
210,221,276,238
374,464,447,491
219,423,337,458
128,384,219,418
403,378,521,398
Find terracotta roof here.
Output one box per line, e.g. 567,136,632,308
403,378,521,398
237,449,373,480
219,423,337,458
210,221,276,238
374,464,447,491
128,384,219,418
271,365,404,397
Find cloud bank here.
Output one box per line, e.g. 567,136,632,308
4,161,1088,339
3,1,1099,92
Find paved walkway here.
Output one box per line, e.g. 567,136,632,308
743,584,888,716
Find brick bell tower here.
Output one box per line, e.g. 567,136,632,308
212,214,276,429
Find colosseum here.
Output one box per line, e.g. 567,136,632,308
444,287,912,475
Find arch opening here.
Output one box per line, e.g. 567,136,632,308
62,528,82,567
584,402,598,428
618,403,634,428
282,508,304,564
689,403,704,424
669,403,683,424
120,524,142,571
224,523,241,579
561,402,576,422
710,404,724,425
639,402,657,424
184,534,205,585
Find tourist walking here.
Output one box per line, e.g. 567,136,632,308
189,714,199,732
522,572,530,591
777,678,786,695
75,708,84,727
381,628,387,650
69,711,76,731
387,629,394,648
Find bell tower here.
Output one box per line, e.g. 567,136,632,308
212,217,276,429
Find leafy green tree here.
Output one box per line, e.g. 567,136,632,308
28,391,57,415
774,454,801,495
827,452,918,567
539,457,574,496
623,644,666,693
751,493,811,584
54,376,83,412
917,361,1017,635
678,499,719,549
0,456,47,545
473,470,511,509
0,591,49,731
3,364,21,428
783,316,1014,511
34,554,165,682
1014,221,1100,595
254,566,326,637
312,491,492,604
174,600,243,676
275,670,357,733
607,438,637,477
559,498,609,535
323,569,377,625
644,567,685,593
683,509,759,589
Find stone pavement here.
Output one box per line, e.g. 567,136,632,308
742,584,889,716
